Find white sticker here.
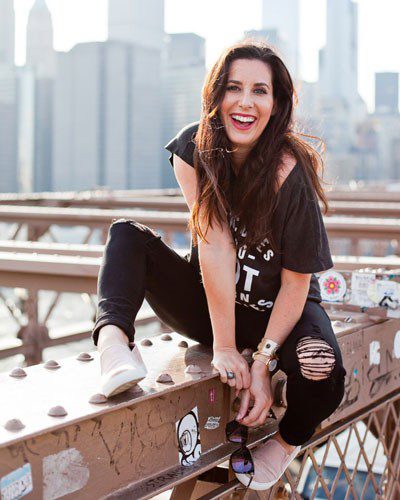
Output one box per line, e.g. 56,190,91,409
387,308,400,318
376,280,400,306
319,271,347,302
43,448,89,500
0,463,33,500
176,406,202,467
394,331,400,359
350,272,376,307
369,341,381,366
204,416,221,430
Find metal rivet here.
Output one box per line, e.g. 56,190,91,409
44,360,60,370
141,339,153,346
184,364,202,374
131,385,144,395
48,405,67,417
344,316,353,323
77,352,93,362
156,373,174,383
89,393,108,404
160,334,172,341
4,418,25,431
266,343,271,348
9,367,27,378
178,340,188,348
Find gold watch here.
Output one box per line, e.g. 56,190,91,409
251,338,280,372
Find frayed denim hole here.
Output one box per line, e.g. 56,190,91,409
296,335,336,382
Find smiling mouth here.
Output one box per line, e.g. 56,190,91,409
230,115,257,131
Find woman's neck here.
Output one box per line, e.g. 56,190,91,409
231,145,252,175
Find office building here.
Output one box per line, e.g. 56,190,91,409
262,0,300,78
375,72,399,115
53,41,162,191
0,0,15,67
162,33,205,187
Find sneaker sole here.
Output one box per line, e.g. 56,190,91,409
102,369,146,398
234,472,278,491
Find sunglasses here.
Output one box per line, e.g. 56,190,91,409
226,408,277,491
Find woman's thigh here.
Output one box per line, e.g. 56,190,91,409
277,300,345,380
143,231,214,347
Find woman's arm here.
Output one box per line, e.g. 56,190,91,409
238,269,311,425
252,268,311,372
173,153,237,348
198,233,237,349
173,154,250,390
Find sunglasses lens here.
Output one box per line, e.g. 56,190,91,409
226,420,248,444
230,447,254,474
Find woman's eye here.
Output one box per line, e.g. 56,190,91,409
226,85,267,94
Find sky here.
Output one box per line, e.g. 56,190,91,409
13,0,400,112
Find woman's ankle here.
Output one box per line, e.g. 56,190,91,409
98,325,130,351
273,431,297,453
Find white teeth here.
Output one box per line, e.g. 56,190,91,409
232,114,256,123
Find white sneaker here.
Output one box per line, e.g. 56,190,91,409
234,438,300,491
99,343,147,398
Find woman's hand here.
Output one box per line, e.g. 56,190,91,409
235,361,274,427
211,346,251,391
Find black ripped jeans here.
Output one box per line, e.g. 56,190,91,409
92,219,346,445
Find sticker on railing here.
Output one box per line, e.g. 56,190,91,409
350,272,376,307
369,341,381,366
394,331,400,359
0,463,33,500
366,280,400,309
42,448,89,499
204,416,221,430
176,406,201,466
319,271,347,302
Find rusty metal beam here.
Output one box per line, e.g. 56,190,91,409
0,320,399,499
4,194,400,218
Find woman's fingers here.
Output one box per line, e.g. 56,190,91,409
236,389,251,421
247,407,271,428
242,364,252,389
241,396,270,426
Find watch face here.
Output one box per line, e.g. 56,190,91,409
268,359,278,372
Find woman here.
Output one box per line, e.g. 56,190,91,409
92,39,346,491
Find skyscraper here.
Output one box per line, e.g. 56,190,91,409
26,0,56,78
261,0,300,78
162,33,205,187
319,0,358,107
0,66,18,192
108,0,164,50
24,0,56,191
107,0,165,183
53,41,162,191
375,72,399,115
0,0,15,67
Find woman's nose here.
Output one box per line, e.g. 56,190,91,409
238,91,254,109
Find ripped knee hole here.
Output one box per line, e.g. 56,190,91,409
296,336,336,381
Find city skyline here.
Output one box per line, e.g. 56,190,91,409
10,0,400,113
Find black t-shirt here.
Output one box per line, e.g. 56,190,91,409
165,121,333,312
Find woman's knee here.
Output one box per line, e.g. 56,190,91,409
109,218,161,243
295,335,346,382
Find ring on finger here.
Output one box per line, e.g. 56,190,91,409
227,371,235,380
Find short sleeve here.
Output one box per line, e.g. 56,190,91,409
164,121,199,168
281,179,333,273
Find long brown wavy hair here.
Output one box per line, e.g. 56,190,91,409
189,39,329,254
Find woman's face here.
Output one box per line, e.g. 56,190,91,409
220,58,275,150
